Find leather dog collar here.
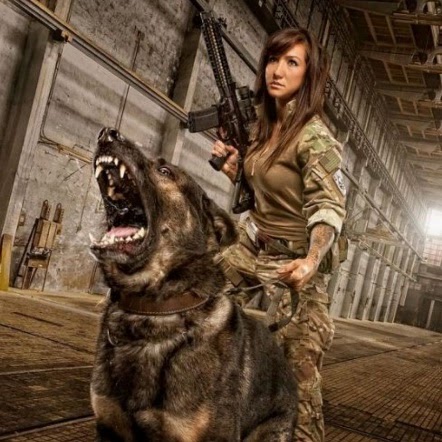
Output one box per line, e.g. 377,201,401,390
118,290,210,316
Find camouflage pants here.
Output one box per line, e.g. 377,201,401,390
221,225,335,442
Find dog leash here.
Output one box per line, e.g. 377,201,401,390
226,279,299,332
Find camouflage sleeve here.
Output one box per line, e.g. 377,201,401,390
296,120,347,236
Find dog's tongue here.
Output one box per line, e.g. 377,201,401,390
108,226,139,237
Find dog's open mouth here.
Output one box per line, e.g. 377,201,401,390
91,152,148,253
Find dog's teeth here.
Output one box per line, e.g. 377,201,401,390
89,233,97,243
113,157,119,166
95,165,104,178
125,236,134,242
132,228,146,241
109,178,114,186
107,187,115,197
119,164,126,179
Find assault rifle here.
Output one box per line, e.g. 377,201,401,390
187,12,255,214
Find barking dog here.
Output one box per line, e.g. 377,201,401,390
90,128,297,442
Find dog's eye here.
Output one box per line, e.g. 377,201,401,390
158,166,172,177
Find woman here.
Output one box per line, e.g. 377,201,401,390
212,28,346,441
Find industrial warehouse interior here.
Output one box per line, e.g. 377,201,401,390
0,0,441,441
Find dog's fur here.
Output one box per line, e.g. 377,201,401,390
90,128,297,441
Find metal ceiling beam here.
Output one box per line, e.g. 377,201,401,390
400,137,441,150
405,146,441,155
392,118,433,131
419,184,442,192
408,154,442,167
399,137,441,147
418,98,442,108
407,63,442,74
406,144,441,154
337,0,442,25
376,83,432,101
377,85,442,121
419,188,442,201
389,112,438,123
360,45,442,74
360,43,420,65
415,170,442,181
418,182,442,190
392,11,442,25
419,47,442,66
408,0,441,14
336,0,402,15
423,189,442,196
364,11,378,44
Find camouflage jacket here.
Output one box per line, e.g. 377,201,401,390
244,103,346,246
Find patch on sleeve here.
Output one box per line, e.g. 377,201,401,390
319,149,340,173
333,170,346,196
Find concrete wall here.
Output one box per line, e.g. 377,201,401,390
0,1,30,147
0,0,424,322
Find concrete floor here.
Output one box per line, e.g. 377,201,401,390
0,289,440,441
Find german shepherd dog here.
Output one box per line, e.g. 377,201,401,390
90,128,297,441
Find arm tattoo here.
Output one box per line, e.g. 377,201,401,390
307,224,335,267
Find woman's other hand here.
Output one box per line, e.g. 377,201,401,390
278,224,335,291
211,140,239,182
276,257,319,291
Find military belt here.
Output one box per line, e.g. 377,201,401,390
245,219,306,258
256,232,305,258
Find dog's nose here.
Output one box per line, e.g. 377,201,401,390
98,127,125,143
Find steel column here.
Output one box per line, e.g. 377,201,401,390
342,174,380,318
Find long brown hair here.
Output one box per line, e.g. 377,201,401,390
250,28,329,168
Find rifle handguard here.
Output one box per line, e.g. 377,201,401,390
209,154,228,171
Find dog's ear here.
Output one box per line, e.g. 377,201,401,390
203,196,238,247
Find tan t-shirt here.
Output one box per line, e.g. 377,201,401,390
244,116,346,246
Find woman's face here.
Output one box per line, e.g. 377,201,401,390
265,42,308,106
